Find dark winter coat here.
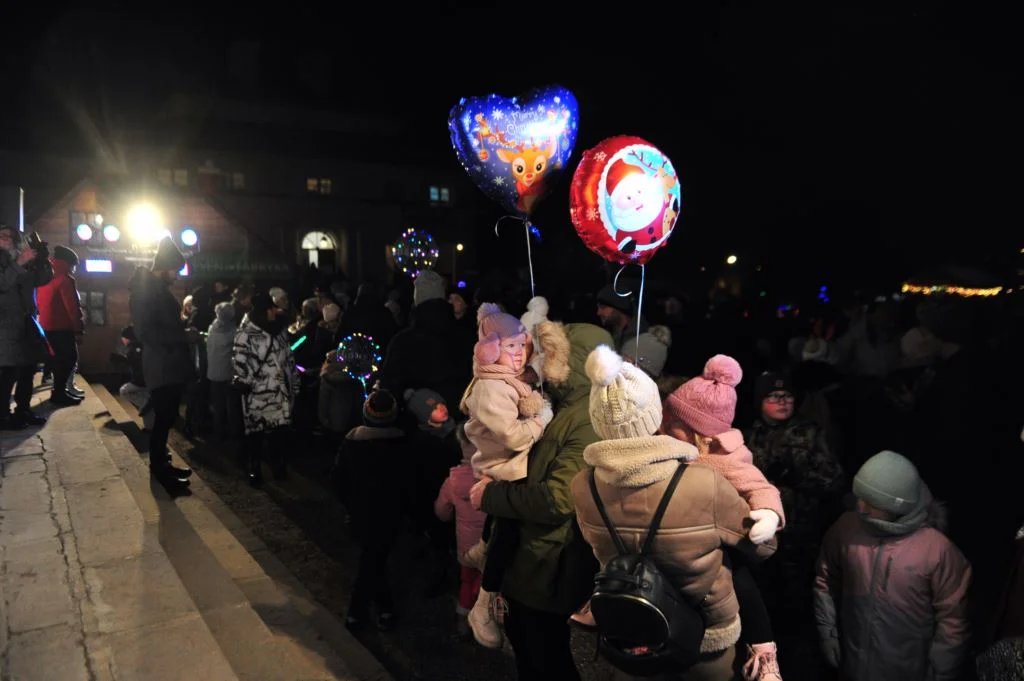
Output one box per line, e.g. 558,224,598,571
378,298,470,410
129,268,192,390
0,249,53,366
748,416,845,543
331,425,409,541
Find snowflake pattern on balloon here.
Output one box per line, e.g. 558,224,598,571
449,85,579,218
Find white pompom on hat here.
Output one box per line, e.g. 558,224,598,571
586,344,663,440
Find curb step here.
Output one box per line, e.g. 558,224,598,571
1,383,240,681
88,383,393,681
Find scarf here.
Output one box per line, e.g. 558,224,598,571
461,361,543,417
584,435,699,488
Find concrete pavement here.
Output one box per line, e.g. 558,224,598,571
0,388,238,680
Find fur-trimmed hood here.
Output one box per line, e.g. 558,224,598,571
539,322,611,408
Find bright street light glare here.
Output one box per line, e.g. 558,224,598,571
456,243,464,252
726,254,738,265
126,203,165,243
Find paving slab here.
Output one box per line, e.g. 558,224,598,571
4,624,90,681
96,614,238,681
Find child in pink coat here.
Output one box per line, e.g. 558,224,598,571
434,422,488,620
459,303,553,648
815,450,971,681
661,355,787,680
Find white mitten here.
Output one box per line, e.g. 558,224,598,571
747,509,780,544
537,398,554,428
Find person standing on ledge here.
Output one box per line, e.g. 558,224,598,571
129,236,196,488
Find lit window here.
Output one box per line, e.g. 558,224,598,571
173,169,188,187
440,187,450,203
306,178,319,192
319,178,332,195
81,291,107,327
429,186,440,202
232,173,245,190
157,169,172,185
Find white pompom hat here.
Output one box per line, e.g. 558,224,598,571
586,344,663,440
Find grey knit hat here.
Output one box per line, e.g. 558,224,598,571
853,450,921,516
413,270,446,307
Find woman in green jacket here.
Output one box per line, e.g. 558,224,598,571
472,321,613,680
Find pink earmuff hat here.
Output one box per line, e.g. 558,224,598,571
474,302,527,365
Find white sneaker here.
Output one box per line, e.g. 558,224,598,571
467,588,503,649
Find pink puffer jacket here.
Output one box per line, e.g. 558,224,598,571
434,463,487,558
814,493,972,681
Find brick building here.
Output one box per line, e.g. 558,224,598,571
26,178,261,374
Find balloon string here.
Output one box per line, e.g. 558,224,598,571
494,215,536,299
636,264,646,362
524,220,535,299
612,264,646,362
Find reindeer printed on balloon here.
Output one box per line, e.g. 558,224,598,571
449,86,579,221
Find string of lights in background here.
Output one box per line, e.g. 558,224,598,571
901,283,1004,298
391,228,439,278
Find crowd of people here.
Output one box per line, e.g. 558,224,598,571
4,228,1022,681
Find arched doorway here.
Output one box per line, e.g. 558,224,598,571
301,231,336,272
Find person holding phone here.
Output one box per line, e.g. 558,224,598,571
0,224,54,429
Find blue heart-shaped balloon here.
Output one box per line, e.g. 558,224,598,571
449,85,579,220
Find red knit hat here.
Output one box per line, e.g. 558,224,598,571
664,355,743,437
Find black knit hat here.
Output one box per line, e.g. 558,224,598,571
596,284,634,315
754,371,792,408
152,236,185,272
363,389,398,426
53,245,79,267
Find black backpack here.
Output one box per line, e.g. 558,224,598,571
588,462,706,676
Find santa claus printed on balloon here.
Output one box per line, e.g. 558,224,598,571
570,136,682,265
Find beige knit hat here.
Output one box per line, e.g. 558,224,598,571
586,344,662,440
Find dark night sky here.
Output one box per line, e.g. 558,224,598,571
2,4,1020,293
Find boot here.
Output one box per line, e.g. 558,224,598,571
467,588,503,649
247,449,263,487
51,390,83,407
10,410,46,428
159,454,192,478
743,642,783,681
151,463,191,489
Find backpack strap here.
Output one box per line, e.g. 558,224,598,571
642,462,687,556
589,468,629,556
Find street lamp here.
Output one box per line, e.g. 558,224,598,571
726,254,738,265
454,243,465,282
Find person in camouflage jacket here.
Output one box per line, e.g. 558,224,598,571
748,370,847,678
748,371,845,547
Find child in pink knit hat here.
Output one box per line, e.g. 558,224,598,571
459,302,553,649
663,354,787,681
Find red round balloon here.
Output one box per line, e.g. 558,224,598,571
569,136,682,265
